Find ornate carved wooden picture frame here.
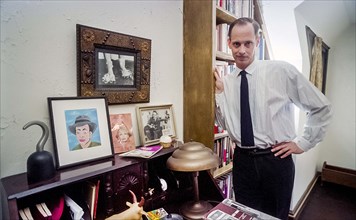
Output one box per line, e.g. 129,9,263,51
77,24,151,104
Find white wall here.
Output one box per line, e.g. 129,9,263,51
319,24,356,169
0,1,183,178
293,0,355,211
295,1,356,169
263,0,356,212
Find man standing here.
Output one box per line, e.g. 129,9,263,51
214,17,332,219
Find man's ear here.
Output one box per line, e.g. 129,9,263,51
227,38,232,49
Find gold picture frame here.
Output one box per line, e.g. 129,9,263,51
136,104,177,146
77,24,151,104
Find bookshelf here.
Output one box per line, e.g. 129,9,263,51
212,131,234,179
183,0,270,199
212,131,235,200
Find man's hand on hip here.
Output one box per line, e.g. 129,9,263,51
271,142,304,158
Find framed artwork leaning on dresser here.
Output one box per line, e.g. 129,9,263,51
136,104,177,146
109,113,136,154
48,96,114,169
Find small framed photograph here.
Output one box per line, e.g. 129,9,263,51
77,24,151,104
48,97,114,169
136,104,177,146
109,113,136,154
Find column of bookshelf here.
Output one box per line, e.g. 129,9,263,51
183,0,240,201
211,1,240,200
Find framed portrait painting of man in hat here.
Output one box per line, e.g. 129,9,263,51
48,97,114,169
66,112,101,151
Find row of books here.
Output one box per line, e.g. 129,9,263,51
18,203,54,220
216,172,234,200
216,0,253,18
214,134,235,168
212,130,234,200
84,180,101,220
255,33,266,60
215,60,236,78
216,23,231,55
18,180,100,220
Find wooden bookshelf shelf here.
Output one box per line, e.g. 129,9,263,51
212,163,233,179
216,51,234,63
216,6,238,25
214,131,229,140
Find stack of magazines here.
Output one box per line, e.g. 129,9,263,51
204,199,279,220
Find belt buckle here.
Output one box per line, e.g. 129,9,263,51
248,149,258,156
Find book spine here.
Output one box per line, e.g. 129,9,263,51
93,180,100,219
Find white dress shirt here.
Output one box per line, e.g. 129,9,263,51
215,59,332,152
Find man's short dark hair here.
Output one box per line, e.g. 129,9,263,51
228,17,261,38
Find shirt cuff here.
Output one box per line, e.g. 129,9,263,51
215,93,224,106
293,137,313,152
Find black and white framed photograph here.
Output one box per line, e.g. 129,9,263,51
77,24,152,104
96,49,136,88
48,96,114,169
136,104,177,146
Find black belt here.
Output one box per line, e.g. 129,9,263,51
236,147,273,156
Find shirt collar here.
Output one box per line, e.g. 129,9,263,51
245,59,257,74
236,59,257,76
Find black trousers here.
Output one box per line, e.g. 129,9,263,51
233,148,295,220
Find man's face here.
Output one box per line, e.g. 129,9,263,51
75,124,92,147
228,23,259,70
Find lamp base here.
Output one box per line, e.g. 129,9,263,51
180,200,213,220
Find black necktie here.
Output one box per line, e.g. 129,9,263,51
240,70,255,146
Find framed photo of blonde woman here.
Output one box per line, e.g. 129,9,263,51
109,113,136,154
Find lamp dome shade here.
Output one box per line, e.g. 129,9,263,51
166,141,219,172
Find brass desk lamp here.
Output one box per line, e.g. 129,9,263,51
166,141,219,220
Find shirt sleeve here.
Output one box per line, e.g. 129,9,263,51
286,64,333,152
215,93,227,131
